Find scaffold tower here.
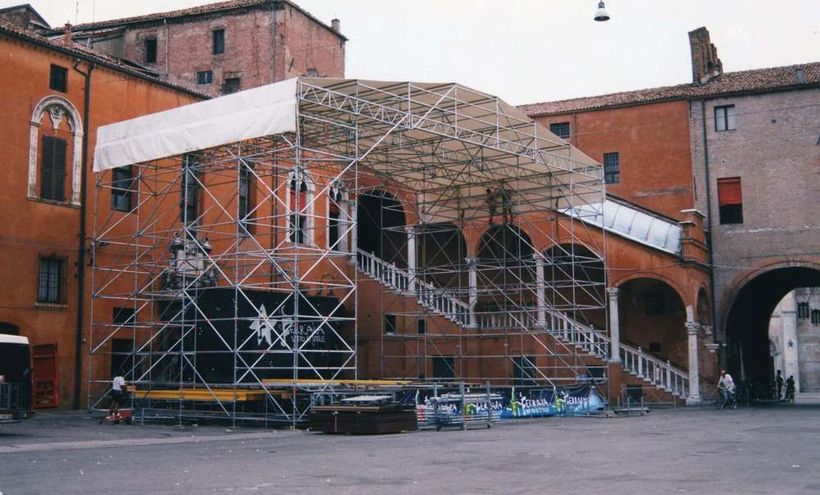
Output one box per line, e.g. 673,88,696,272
89,78,608,426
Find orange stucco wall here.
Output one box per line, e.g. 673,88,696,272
534,100,695,220
0,33,201,408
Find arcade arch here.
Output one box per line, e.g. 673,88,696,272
616,277,687,368
724,265,820,393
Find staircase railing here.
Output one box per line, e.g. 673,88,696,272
356,248,688,397
356,249,470,326
620,344,688,397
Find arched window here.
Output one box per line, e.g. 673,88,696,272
28,96,83,205
287,169,314,245
327,180,351,252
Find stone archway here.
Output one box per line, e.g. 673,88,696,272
542,243,606,330
617,277,688,369
475,224,534,310
415,222,467,290
724,265,820,395
356,189,407,267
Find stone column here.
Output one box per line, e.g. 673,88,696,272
607,287,621,363
466,256,478,328
534,253,547,327
348,202,358,265
406,225,417,294
686,320,702,405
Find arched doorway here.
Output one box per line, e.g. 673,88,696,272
542,244,606,330
476,224,534,310
415,222,467,291
725,266,820,394
356,190,407,267
617,278,687,368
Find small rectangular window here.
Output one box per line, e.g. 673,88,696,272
645,290,666,315
384,314,397,335
111,166,134,212
603,152,620,184
549,122,570,140
49,64,67,92
717,177,743,224
417,319,426,335
432,356,455,379
40,136,67,201
113,307,136,325
513,355,537,386
37,257,64,303
144,38,157,64
715,105,736,131
197,70,213,85
212,29,225,55
223,77,241,94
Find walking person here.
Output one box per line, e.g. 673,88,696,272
109,375,126,417
784,375,795,403
775,370,784,399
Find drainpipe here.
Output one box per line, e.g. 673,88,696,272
72,60,94,409
699,99,720,360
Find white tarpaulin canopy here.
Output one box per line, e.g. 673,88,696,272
93,78,298,172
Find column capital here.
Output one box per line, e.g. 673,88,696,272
686,321,700,335
606,287,619,298
465,256,478,267
404,224,418,234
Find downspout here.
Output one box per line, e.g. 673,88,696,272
164,18,169,77
72,60,94,409
699,99,720,361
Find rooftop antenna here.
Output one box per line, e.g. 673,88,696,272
75,0,80,24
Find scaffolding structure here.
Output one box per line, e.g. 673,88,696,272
89,79,608,426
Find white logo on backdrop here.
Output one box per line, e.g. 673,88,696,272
248,304,326,348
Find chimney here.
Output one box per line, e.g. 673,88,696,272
330,18,340,33
63,22,72,46
688,27,723,84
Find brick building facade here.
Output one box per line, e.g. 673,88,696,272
521,27,820,393
49,0,346,97
0,20,203,408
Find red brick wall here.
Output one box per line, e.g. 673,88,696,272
534,100,695,220
110,3,344,97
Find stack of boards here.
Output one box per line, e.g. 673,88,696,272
309,395,417,434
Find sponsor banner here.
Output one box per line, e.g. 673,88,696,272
411,385,605,426
502,385,605,419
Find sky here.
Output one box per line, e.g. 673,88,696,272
4,0,819,105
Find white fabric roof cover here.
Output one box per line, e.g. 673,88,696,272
94,79,298,172
0,334,29,345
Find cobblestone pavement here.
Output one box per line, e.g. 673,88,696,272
1,402,819,494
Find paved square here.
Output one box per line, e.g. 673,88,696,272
1,403,819,494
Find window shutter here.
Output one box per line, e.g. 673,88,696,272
717,178,742,205
54,138,67,201
40,136,54,199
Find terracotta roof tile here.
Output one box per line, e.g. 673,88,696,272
55,0,346,41
520,62,820,117
0,19,208,99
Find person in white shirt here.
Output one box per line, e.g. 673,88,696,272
717,369,735,405
109,375,126,416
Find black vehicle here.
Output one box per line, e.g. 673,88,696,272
0,334,33,423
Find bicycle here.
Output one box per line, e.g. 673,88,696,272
715,385,737,410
